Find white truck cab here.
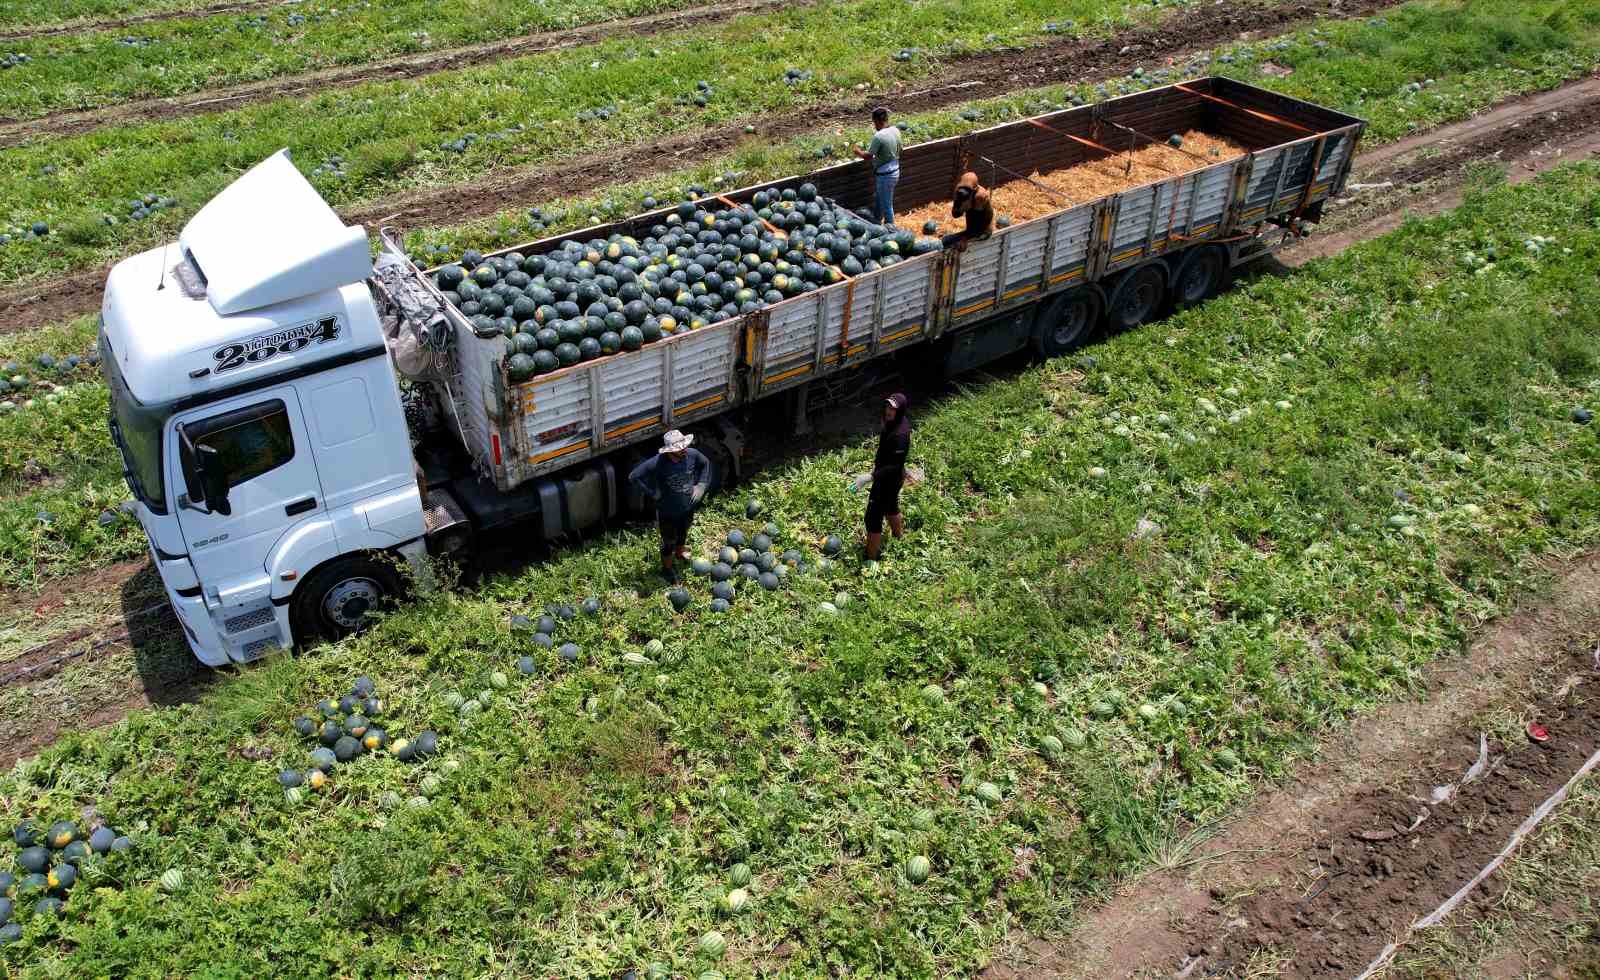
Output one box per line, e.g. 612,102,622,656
100,152,426,666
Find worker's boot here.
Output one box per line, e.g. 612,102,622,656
888,514,904,540
661,556,679,584
865,532,882,561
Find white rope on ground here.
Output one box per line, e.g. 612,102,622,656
1353,741,1600,980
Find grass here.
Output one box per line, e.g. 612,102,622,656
0,160,1596,975
2,0,1596,289
0,0,252,33
1,0,1596,590
0,0,711,120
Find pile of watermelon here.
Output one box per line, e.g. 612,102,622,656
0,53,31,70
2,818,133,941
0,351,102,415
0,221,47,246
282,676,440,803
428,182,942,383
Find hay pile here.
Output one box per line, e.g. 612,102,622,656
897,129,1245,238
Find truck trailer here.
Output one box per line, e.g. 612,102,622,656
98,77,1364,667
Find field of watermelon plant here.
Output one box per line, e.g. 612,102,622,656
0,0,1595,590
0,0,750,120
2,161,1596,974
0,0,1593,288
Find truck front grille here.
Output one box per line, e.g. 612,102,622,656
224,606,273,634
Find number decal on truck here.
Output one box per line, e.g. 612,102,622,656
212,316,341,375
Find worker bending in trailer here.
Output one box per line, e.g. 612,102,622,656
850,393,912,561
941,171,995,252
629,429,712,584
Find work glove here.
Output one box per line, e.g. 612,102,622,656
690,483,708,505
849,473,873,493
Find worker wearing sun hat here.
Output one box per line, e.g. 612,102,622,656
628,429,712,583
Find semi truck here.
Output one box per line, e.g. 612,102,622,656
98,77,1363,667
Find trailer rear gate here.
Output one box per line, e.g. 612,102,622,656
415,77,1363,492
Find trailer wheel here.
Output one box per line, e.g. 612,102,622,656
1107,264,1167,332
1172,246,1227,309
1033,289,1101,358
291,554,404,646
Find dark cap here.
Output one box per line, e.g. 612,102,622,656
872,105,890,119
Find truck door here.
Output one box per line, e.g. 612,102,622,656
167,387,326,592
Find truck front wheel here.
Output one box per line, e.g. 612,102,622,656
291,555,404,645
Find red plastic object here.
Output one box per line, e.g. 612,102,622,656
1527,722,1550,744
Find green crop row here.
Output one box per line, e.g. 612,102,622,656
1,0,242,33
0,0,709,120
1,0,1595,290
2,162,1597,975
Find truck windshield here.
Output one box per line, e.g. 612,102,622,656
98,329,170,514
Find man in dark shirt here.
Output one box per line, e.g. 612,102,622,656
941,171,995,252
850,393,912,561
629,429,712,583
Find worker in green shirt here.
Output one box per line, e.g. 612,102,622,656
854,106,901,226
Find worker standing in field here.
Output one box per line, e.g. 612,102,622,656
628,430,712,584
854,106,901,226
942,171,995,251
851,393,912,561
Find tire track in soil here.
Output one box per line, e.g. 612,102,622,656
0,0,286,41
0,0,1405,333
0,0,799,139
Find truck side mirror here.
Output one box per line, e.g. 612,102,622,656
178,424,232,516
196,443,232,516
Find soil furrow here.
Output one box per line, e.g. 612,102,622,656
0,0,1405,334
0,0,285,41
0,0,798,139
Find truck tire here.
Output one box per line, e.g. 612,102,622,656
1171,246,1227,309
291,554,405,645
1106,264,1167,333
1033,288,1102,358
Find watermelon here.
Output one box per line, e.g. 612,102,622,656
306,769,327,790
1089,700,1115,719
582,597,602,615
724,887,750,914
699,930,728,958
292,716,316,738
517,655,537,675
1062,728,1087,749
0,897,10,925
0,923,19,945
33,896,63,916
668,587,692,612
507,353,537,382
378,790,403,810
317,698,339,718
690,557,713,575
284,786,305,805
442,691,466,710
16,875,46,898
279,770,304,788
712,581,736,602
726,530,747,548
537,614,557,634
1137,703,1159,722
974,781,1002,804
758,571,780,591
89,825,118,856
559,642,581,663
11,822,39,848
319,720,342,746
489,671,509,690
310,747,337,772
18,848,48,874
414,731,440,756
910,808,935,831
1214,748,1242,771
745,499,763,518
46,821,77,849
160,869,184,893
622,651,655,667
921,684,944,706
362,728,386,752
821,534,843,556
334,736,361,762
710,561,734,582
45,864,76,893
644,638,665,658
1038,734,1064,757
0,873,13,898
344,714,369,738
718,546,739,565
737,548,758,566
905,855,931,884
752,533,772,552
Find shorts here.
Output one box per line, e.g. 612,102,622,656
657,511,693,556
864,480,902,534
